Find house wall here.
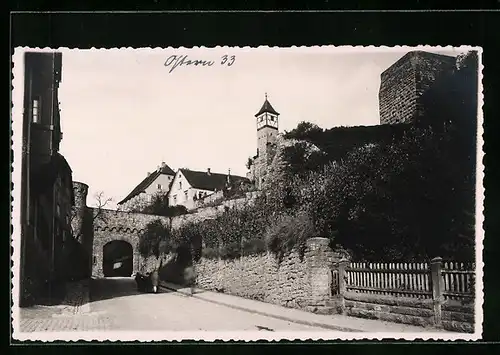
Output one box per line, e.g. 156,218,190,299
168,170,214,210
20,52,76,306
120,173,174,211
143,173,174,196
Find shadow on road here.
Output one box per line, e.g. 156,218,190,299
88,277,174,304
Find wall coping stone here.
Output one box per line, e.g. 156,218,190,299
306,237,330,247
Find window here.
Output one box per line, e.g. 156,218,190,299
184,191,188,199
179,181,182,189
32,98,40,123
93,256,97,265
157,183,162,190
173,195,177,204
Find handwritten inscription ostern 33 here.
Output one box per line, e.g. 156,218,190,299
164,54,236,73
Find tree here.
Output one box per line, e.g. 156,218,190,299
141,191,170,215
132,191,190,217
246,157,253,170
71,191,112,242
138,219,172,261
305,125,475,262
284,121,324,141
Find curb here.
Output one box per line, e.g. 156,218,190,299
159,283,362,332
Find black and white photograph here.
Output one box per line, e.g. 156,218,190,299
11,46,483,341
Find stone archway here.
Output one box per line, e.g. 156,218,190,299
102,240,133,277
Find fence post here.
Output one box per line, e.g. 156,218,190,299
337,258,349,315
430,257,444,328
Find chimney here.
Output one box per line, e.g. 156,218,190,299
207,168,211,175
227,168,231,184
147,172,151,176
161,161,166,168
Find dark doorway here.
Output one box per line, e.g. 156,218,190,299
103,240,133,277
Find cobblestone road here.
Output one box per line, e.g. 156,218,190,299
18,277,324,332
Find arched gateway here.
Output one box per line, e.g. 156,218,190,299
72,180,217,279
92,227,142,278
103,240,133,277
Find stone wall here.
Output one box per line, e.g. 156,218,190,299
379,51,457,125
73,179,260,278
343,292,474,333
195,252,310,309
344,292,436,327
442,301,475,333
192,237,343,314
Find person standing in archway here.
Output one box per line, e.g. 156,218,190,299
150,268,159,293
183,264,196,296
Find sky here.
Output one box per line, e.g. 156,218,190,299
12,46,465,209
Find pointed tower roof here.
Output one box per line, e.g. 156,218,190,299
255,93,280,117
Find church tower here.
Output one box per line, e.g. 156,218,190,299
251,93,280,188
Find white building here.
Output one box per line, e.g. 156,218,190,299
117,162,175,211
168,168,250,210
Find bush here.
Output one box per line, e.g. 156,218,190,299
138,219,172,259
242,238,267,256
220,242,241,260
264,211,315,261
201,247,219,259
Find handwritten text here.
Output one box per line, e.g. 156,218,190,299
164,54,235,73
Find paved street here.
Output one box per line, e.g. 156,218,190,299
18,277,450,335
19,277,325,332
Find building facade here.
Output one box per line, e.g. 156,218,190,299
379,51,457,125
247,94,280,188
168,168,250,210
20,52,77,306
117,162,175,211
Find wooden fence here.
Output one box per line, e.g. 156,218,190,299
337,258,475,302
441,261,475,301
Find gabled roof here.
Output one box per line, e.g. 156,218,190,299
118,164,175,205
255,98,280,117
179,168,250,192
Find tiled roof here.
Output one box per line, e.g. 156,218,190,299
179,168,250,192
118,164,175,205
255,98,280,117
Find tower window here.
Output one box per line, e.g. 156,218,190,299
179,181,182,189
32,98,40,123
157,184,162,190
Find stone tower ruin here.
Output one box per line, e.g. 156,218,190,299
379,51,457,125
